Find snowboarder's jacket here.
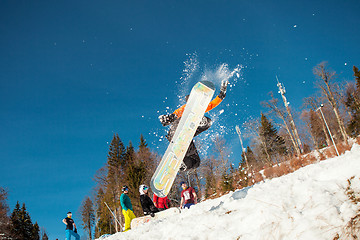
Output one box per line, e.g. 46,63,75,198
153,194,170,210
181,187,196,205
120,193,133,211
139,189,159,215
173,96,222,118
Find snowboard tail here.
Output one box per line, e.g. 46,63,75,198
151,81,215,197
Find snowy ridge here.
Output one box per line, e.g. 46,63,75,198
100,144,360,240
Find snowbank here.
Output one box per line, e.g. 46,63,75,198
100,144,360,240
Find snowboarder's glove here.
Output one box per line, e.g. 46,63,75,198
159,113,176,126
150,212,155,217
74,228,77,233
218,80,228,100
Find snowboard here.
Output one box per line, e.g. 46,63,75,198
131,207,181,229
150,81,215,197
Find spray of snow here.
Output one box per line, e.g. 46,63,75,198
148,53,245,155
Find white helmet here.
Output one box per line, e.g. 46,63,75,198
139,184,149,195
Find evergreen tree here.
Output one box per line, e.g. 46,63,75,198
11,202,38,240
355,66,360,90
137,135,157,184
80,196,95,240
107,134,126,183
221,165,234,192
32,222,40,240
41,230,49,240
139,134,148,149
203,157,217,198
10,202,22,238
345,66,360,137
105,134,126,233
125,141,146,216
259,113,287,164
245,147,258,170
238,162,249,188
95,188,113,237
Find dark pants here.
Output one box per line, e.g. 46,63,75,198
167,116,212,170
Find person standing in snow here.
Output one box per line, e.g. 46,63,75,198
159,80,228,171
180,181,197,209
120,185,136,231
62,212,80,240
153,194,171,211
139,184,159,216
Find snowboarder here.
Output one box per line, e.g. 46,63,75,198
120,185,136,232
139,184,159,216
62,212,80,240
153,194,171,211
159,80,228,171
180,181,197,209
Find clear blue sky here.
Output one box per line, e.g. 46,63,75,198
1,0,359,238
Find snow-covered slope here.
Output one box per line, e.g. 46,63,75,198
101,144,360,240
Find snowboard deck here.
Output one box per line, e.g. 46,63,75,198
131,207,181,229
150,81,215,197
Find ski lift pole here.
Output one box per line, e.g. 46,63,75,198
104,202,122,231
316,104,340,156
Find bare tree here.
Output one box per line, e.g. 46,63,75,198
0,187,12,239
313,62,348,142
262,92,301,156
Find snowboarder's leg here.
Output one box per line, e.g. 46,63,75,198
166,117,209,171
194,116,212,137
65,230,71,240
69,230,80,240
181,141,201,171
122,209,136,231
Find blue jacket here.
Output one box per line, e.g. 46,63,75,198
120,193,133,211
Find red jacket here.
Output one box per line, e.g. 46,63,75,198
153,194,170,209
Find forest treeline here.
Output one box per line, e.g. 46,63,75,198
0,188,48,240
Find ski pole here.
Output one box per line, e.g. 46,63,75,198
104,202,122,231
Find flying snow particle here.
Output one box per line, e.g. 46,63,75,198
345,62,347,66
219,109,224,115
293,25,297,28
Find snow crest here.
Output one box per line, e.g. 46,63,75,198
98,144,360,240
